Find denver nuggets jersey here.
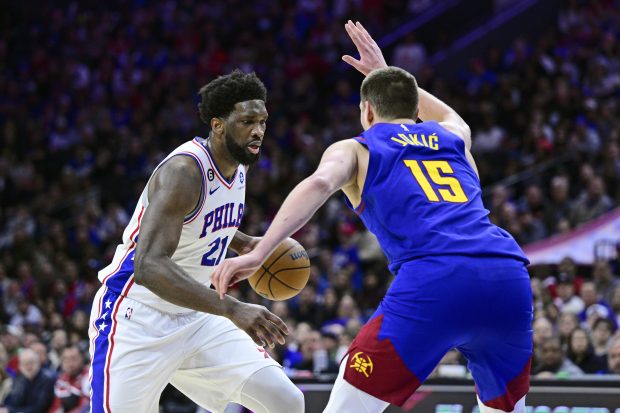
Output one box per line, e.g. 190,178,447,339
98,138,246,314
346,121,528,274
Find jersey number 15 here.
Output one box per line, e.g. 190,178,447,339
404,160,468,203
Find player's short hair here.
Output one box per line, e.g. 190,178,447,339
360,66,419,120
198,69,267,126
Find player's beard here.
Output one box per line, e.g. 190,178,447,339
225,132,260,167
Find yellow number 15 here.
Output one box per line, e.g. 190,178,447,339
404,160,468,203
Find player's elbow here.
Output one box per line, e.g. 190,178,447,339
133,253,155,287
307,174,337,196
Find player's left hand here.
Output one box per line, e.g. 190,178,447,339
213,252,263,299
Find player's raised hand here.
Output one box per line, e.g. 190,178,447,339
212,252,262,299
227,301,289,348
342,20,388,76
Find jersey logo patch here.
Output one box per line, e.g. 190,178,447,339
207,169,215,181
349,351,374,378
239,171,244,183
209,186,220,195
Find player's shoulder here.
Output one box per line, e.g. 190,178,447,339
152,155,203,194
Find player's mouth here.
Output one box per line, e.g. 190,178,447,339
247,141,262,154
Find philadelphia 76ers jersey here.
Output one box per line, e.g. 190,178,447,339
345,121,528,275
98,138,246,314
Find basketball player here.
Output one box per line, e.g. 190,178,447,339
89,70,304,413
213,22,532,413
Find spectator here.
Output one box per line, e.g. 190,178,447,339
533,337,584,378
566,328,607,374
391,33,427,75
606,336,620,374
557,312,579,347
544,176,572,233
578,281,612,322
48,330,68,372
0,343,11,405
611,285,620,327
291,330,338,374
570,176,614,226
28,342,53,373
9,299,43,329
4,349,55,413
591,318,615,357
48,346,89,413
592,260,620,304
533,316,554,349
554,273,585,315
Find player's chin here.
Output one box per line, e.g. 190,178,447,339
243,149,260,165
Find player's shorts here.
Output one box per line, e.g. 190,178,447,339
88,286,279,413
343,255,532,411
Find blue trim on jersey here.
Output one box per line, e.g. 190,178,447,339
194,137,238,186
104,249,136,294
90,289,121,413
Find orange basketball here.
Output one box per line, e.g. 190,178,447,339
248,238,310,300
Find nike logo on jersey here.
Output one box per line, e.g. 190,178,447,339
209,187,220,195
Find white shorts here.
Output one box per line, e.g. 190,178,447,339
88,286,280,413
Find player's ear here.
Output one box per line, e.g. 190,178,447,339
211,117,224,137
365,101,375,125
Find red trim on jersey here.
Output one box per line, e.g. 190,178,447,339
343,314,421,406
191,139,238,189
478,356,531,411
101,207,144,284
104,294,126,413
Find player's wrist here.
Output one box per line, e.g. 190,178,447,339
221,295,240,319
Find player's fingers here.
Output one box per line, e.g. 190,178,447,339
355,21,375,44
265,312,289,336
254,328,273,348
260,319,286,346
248,330,265,347
216,265,228,299
345,21,365,51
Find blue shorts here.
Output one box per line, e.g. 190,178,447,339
343,256,533,411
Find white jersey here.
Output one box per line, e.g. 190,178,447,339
98,138,246,314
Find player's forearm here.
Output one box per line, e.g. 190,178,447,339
134,256,238,316
254,175,334,259
229,231,256,254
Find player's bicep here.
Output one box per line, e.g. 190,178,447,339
312,140,359,192
440,119,472,150
136,158,202,262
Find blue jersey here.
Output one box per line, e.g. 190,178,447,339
346,121,528,274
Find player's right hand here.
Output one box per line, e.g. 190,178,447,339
342,20,388,76
227,302,289,348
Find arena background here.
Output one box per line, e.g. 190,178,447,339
1,0,620,412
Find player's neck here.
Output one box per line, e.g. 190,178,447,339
205,137,239,180
371,117,416,126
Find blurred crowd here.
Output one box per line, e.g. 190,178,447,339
1,0,620,411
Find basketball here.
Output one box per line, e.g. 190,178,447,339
248,238,310,301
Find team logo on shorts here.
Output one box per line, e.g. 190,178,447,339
207,169,215,181
349,351,373,378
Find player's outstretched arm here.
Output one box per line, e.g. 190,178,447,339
343,21,472,149
134,156,288,347
212,140,359,298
